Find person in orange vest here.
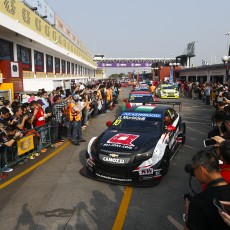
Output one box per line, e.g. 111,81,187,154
67,95,86,145
150,84,156,93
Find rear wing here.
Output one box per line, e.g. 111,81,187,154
151,101,182,112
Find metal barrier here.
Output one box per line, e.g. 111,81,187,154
0,124,53,172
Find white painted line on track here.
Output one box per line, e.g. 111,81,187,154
182,116,212,121
167,215,183,230
183,145,200,151
184,121,210,125
186,127,207,135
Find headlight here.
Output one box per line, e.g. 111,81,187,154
135,151,153,162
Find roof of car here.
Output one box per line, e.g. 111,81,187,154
125,105,171,114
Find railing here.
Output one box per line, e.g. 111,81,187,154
0,124,52,172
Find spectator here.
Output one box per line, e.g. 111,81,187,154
184,150,230,230
40,91,50,111
52,95,69,144
3,100,13,116
12,106,28,131
34,100,51,153
0,125,22,177
28,93,35,103
67,95,86,145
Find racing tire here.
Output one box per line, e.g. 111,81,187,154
161,148,170,176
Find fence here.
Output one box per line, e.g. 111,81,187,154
0,124,52,172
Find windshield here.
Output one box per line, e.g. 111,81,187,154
111,112,162,133
129,95,154,103
162,85,174,90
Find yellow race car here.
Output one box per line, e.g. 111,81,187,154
157,84,179,99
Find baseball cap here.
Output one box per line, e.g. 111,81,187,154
37,99,45,106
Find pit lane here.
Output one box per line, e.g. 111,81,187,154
0,87,214,229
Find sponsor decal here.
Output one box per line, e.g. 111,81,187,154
109,153,119,157
121,112,161,118
107,133,139,147
96,173,132,182
113,119,122,126
122,116,145,121
139,168,154,175
103,156,125,164
103,143,133,149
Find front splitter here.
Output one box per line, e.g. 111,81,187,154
79,166,161,187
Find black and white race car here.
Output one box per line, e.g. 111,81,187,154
80,105,186,186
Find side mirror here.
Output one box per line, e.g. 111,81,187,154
167,125,176,132
106,121,112,127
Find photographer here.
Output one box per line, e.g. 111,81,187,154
184,150,230,230
0,125,22,177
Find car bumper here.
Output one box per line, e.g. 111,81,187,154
80,152,163,187
161,95,179,99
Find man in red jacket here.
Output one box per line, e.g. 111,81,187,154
35,100,51,153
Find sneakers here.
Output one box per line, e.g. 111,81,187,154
2,167,13,173
0,173,8,179
79,139,86,142
72,141,80,146
28,155,36,160
40,149,47,153
34,152,40,156
52,143,59,148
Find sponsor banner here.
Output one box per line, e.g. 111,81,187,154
98,62,153,68
121,112,162,118
17,134,34,156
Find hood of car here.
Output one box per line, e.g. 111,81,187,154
97,129,160,153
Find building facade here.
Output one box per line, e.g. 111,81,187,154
0,0,97,92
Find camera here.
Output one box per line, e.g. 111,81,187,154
204,139,216,147
184,164,195,176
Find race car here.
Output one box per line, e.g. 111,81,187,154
126,91,159,108
80,105,186,186
156,84,179,99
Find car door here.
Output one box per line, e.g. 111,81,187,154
167,108,179,149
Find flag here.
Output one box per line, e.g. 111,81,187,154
169,67,173,84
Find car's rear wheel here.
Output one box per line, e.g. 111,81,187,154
161,148,170,176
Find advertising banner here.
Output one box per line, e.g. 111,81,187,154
97,62,152,68
24,0,55,25
17,134,34,156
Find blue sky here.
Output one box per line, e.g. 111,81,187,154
46,0,230,72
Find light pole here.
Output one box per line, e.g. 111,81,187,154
225,32,230,56
222,56,230,83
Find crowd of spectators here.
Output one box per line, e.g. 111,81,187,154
0,80,120,179
183,81,230,229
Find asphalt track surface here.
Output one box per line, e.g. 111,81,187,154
0,87,214,230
